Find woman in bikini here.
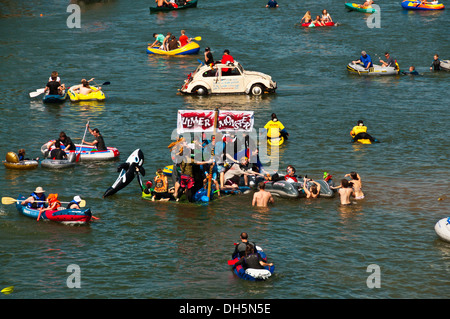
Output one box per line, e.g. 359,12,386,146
346,172,364,199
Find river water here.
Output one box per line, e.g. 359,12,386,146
0,0,449,300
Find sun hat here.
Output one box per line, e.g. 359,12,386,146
34,187,45,193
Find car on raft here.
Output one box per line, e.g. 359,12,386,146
179,61,277,96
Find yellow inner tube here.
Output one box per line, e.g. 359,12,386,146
267,136,284,146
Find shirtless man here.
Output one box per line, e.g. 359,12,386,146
252,182,274,207
337,179,353,205
346,172,364,199
71,78,101,95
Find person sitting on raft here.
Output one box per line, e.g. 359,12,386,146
300,11,312,24
152,169,175,201
321,9,332,23
67,196,83,209
17,149,39,161
264,113,289,142
232,232,257,259
350,120,378,143
284,165,299,183
82,123,107,151
44,71,65,96
352,51,373,70
311,15,325,26
360,0,373,8
379,52,396,68
49,141,68,160
21,186,47,209
232,244,274,271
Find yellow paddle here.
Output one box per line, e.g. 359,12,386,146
1,196,86,208
1,286,14,295
193,36,202,41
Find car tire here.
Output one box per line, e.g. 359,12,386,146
193,86,208,95
250,84,264,96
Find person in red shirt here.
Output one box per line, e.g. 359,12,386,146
221,49,234,75
178,30,191,47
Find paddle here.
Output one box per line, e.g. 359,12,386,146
193,36,201,41
29,88,45,98
1,196,86,207
227,259,238,266
77,120,89,162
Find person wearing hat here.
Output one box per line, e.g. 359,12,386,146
21,187,47,209
352,51,373,70
67,196,83,209
204,47,214,66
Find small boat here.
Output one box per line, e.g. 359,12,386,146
301,21,335,27
146,41,200,56
267,136,284,146
345,2,376,13
435,217,450,243
43,90,68,103
150,0,198,13
41,141,120,161
2,152,38,170
67,86,105,102
401,0,445,10
347,63,399,75
15,195,92,224
41,153,77,169
263,179,334,199
228,246,275,281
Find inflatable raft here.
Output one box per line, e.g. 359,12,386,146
68,86,105,102
263,179,334,199
147,41,200,55
41,141,119,161
301,22,335,27
41,153,77,169
267,136,284,146
15,195,92,224
347,63,399,75
229,246,274,281
3,152,38,170
150,0,198,13
345,2,376,13
435,217,450,243
43,90,68,103
401,1,445,10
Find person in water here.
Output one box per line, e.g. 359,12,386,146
430,54,441,71
266,0,278,8
252,182,274,207
345,172,364,199
264,113,289,141
379,52,396,68
402,66,419,75
49,141,68,160
352,51,373,70
232,232,257,259
21,186,47,209
350,120,378,143
284,165,298,183
232,244,273,270
82,123,107,151
17,149,39,161
301,11,312,24
337,179,353,205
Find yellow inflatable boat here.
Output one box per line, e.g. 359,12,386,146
68,86,106,102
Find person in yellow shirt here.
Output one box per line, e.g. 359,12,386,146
264,113,289,140
350,120,378,143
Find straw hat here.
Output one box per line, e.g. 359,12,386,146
34,187,45,193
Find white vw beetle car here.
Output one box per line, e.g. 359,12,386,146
179,61,277,96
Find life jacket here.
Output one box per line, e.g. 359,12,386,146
29,192,46,208
47,193,61,210
154,175,168,193
350,125,367,137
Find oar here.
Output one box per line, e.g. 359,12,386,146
227,259,238,266
1,197,86,207
77,120,89,162
193,36,202,41
29,88,46,98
